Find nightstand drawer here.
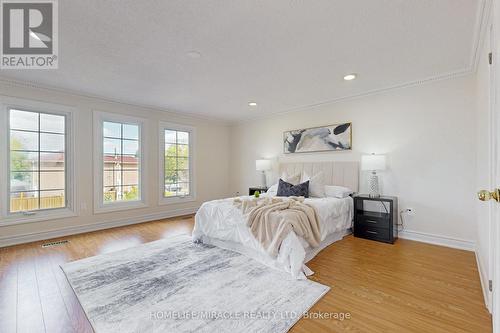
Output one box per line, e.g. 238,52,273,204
357,214,390,229
354,225,391,242
353,195,397,244
249,187,268,195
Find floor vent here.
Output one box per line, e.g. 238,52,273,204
42,240,69,248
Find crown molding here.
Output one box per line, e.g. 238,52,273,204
233,67,475,124
0,76,231,125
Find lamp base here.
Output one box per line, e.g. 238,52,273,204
260,171,267,188
368,172,380,198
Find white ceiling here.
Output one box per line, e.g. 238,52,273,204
0,0,485,121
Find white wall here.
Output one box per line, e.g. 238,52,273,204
0,80,231,246
229,76,478,246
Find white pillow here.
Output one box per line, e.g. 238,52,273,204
266,183,278,196
324,185,353,198
301,171,325,197
280,171,300,185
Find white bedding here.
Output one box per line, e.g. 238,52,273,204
193,195,353,279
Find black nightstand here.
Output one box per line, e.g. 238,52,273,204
249,187,268,195
353,195,398,244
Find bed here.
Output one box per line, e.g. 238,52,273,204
193,161,359,279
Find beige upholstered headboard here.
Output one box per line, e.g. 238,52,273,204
278,161,359,192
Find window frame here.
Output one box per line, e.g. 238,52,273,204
93,111,148,214
159,121,196,205
0,97,77,226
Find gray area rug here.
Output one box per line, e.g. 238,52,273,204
61,234,329,333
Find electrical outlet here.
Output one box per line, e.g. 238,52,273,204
80,202,87,211
404,208,415,216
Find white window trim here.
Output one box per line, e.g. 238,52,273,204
158,121,196,205
0,96,77,226
93,111,148,214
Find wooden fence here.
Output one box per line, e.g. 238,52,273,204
104,190,117,202
10,193,65,212
10,191,118,212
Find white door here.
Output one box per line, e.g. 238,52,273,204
491,3,499,331
490,1,500,333
477,4,499,331
476,21,495,316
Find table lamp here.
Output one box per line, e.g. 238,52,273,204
361,154,386,198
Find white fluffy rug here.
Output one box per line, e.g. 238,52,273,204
61,234,329,333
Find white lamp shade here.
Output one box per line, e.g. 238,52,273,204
255,159,271,171
361,154,386,171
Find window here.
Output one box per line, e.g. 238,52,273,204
94,112,146,213
160,122,195,204
1,98,75,225
103,121,140,203
8,109,67,213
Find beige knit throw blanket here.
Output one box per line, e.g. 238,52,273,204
233,196,321,257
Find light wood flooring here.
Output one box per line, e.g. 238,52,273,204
0,215,492,332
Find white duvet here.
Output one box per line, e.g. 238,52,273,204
193,195,353,279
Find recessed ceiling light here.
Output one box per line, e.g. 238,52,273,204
186,51,202,59
248,102,258,107
343,73,357,81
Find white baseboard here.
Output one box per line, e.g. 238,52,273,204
0,207,198,248
398,229,475,251
475,248,492,313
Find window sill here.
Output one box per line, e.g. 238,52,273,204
94,200,148,214
159,195,196,206
0,208,77,227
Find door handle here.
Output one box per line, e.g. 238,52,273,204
478,189,500,202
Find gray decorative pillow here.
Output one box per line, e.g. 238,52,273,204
277,178,309,198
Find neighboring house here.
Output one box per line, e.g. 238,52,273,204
11,152,65,197
103,155,139,190
10,153,66,212
11,153,139,209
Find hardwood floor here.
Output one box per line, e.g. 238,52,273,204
0,215,492,333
